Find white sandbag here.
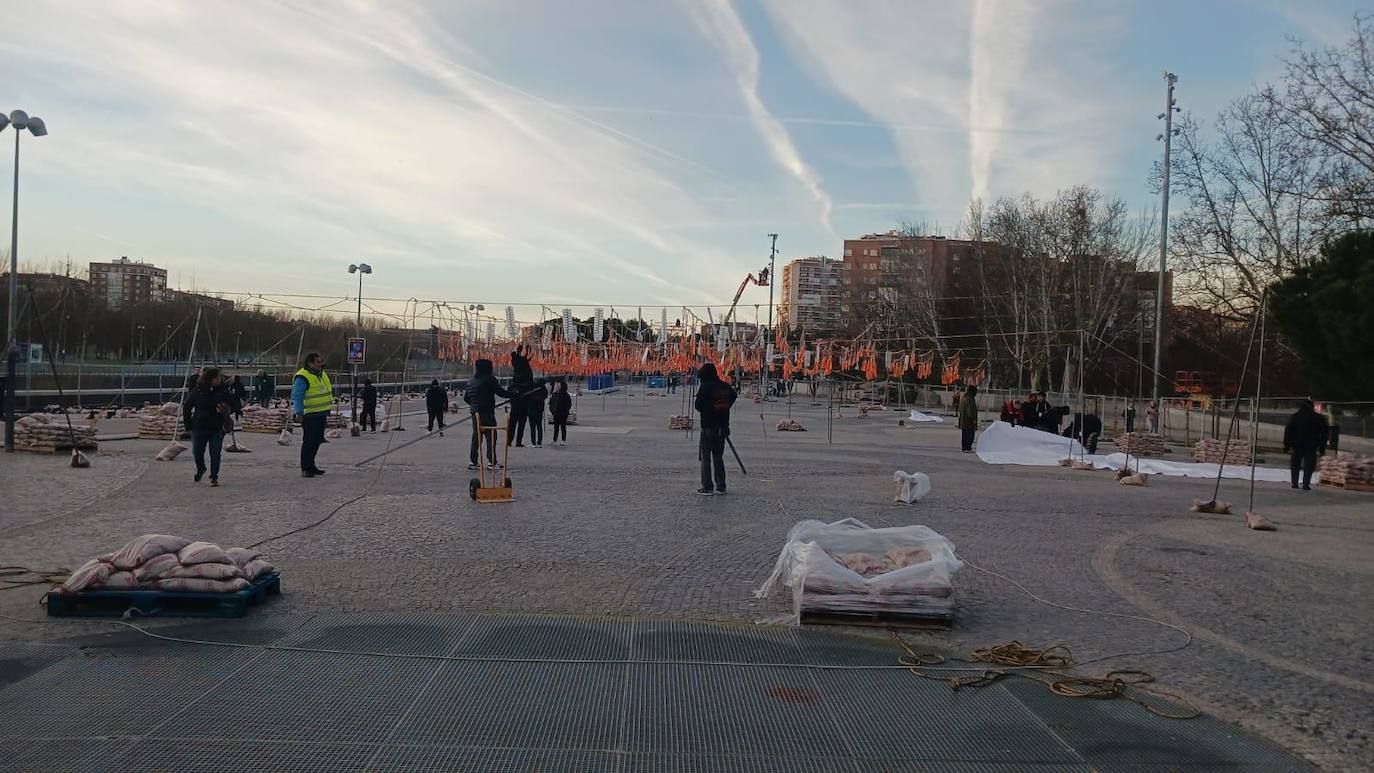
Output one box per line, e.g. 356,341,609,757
892,470,931,504
111,534,192,570
164,562,243,580
325,429,341,439
134,553,181,581
58,558,113,593
177,541,232,566
224,547,262,568
154,441,188,461
380,419,392,432
242,558,276,580
104,571,140,589
906,410,943,423
156,577,250,593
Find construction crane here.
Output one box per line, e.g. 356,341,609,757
721,267,769,329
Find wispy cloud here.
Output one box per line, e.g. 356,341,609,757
687,0,836,237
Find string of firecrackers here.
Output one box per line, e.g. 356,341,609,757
964,359,989,386
940,353,962,385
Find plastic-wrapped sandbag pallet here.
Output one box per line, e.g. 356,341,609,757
756,518,961,628
46,573,281,618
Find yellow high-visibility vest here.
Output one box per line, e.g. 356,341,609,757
295,367,333,414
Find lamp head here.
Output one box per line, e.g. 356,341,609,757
0,114,8,132
357,263,372,274
348,264,358,273
27,117,47,137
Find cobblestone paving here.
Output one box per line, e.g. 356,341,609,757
1,392,1369,769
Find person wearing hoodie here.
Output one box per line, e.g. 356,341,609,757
359,378,378,432
425,379,449,434
1283,400,1329,490
549,379,573,445
693,362,738,495
526,378,549,447
507,344,535,447
228,375,248,422
183,367,234,487
464,358,513,470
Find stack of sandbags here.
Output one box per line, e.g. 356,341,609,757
756,519,961,624
1115,432,1168,456
326,414,347,429
240,404,290,433
1193,436,1251,464
15,414,98,452
138,403,187,439
1319,452,1374,487
115,408,138,419
668,415,693,430
776,418,806,431
55,535,276,595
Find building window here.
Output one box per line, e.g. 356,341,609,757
844,248,852,257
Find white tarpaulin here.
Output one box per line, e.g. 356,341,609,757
906,410,943,423
975,421,1301,484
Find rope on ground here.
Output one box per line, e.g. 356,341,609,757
889,633,1200,720
0,567,72,592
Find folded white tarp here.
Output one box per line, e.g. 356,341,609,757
975,421,1301,484
907,410,943,423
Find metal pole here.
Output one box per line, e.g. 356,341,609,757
352,272,361,427
5,129,19,451
764,232,777,399
1153,72,1177,403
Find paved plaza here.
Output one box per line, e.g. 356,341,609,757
1,390,1370,770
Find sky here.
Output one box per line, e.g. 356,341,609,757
2,0,1367,323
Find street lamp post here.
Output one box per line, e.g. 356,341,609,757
137,325,145,361
2,109,48,452
348,263,372,428
234,330,242,367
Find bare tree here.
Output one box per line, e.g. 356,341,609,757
1168,95,1322,320
1272,14,1374,227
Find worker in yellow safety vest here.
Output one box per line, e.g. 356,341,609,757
292,351,333,478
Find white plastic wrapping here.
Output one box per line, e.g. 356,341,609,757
891,471,931,503
756,518,961,623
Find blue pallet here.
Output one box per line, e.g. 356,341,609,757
46,572,281,619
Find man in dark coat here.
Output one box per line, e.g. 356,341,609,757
425,379,449,434
1064,413,1104,454
464,358,513,470
507,345,535,447
228,375,248,421
1283,400,1329,490
359,378,378,432
693,363,737,495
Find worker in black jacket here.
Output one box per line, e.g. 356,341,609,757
549,379,573,445
228,375,248,422
1283,400,1329,490
464,358,513,470
693,362,738,496
425,379,449,434
182,367,234,487
507,345,535,447
359,379,378,432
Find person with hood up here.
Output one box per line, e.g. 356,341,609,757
183,367,234,486
507,344,535,447
359,378,378,432
526,378,549,447
549,379,572,445
1283,400,1329,490
425,379,449,435
464,358,513,470
693,362,737,495
957,384,979,452
228,374,248,422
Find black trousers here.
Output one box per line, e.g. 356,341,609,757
1125,415,1135,433
301,413,327,471
191,429,224,480
528,410,544,444
552,418,568,442
1290,447,1317,487
470,410,497,465
360,404,377,431
507,401,528,446
427,408,446,431
961,428,975,451
700,426,727,491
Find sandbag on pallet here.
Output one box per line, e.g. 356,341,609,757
756,518,962,625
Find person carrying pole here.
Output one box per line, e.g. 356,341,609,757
1283,399,1329,491
465,358,513,470
292,352,333,478
693,362,737,495
507,344,535,447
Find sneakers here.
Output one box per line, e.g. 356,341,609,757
210,478,220,487
468,463,480,470
715,487,727,495
302,469,315,478
310,468,326,476
696,487,715,496
194,470,205,483
1302,484,1312,491
1292,483,1299,489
